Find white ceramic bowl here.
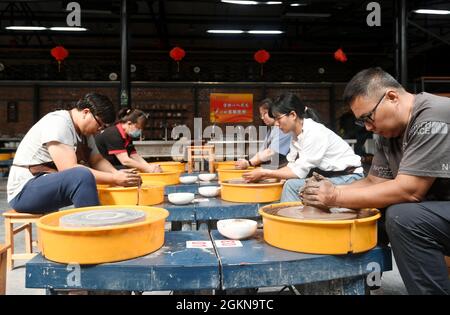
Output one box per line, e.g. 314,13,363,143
198,173,217,182
179,175,198,184
217,219,257,240
168,193,195,205
198,186,220,197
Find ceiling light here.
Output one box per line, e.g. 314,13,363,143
49,27,88,31
221,0,259,5
290,3,307,6
207,29,245,34
5,26,47,31
248,30,284,34
266,1,283,4
413,9,450,15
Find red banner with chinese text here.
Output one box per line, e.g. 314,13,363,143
210,93,253,123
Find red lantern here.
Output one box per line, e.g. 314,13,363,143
254,49,270,76
169,46,186,72
51,46,69,72
334,48,347,63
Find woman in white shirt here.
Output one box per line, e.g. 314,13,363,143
243,93,363,202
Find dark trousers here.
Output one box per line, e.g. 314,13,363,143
383,202,450,295
9,167,99,214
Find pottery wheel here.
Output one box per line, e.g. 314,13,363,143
59,209,146,228
226,178,279,184
275,206,358,221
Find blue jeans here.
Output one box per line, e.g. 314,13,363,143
280,173,364,202
9,167,99,214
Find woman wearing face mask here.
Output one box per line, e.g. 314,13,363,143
95,108,162,173
242,93,364,202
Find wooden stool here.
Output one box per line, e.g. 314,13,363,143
0,244,8,295
187,145,215,173
2,210,43,270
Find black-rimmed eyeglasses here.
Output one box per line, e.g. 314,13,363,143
91,112,107,130
355,92,386,127
273,113,287,122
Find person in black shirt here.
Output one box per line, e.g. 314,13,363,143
95,108,162,173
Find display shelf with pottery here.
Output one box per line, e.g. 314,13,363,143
259,201,381,254
0,153,12,161
37,205,169,264
220,179,283,203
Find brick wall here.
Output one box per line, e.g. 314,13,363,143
0,86,34,137
0,83,349,140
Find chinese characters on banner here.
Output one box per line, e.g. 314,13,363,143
210,93,253,123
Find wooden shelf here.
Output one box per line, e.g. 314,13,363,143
143,108,190,111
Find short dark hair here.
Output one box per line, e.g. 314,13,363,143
258,98,273,111
75,93,115,124
343,67,404,107
116,108,148,125
269,92,321,123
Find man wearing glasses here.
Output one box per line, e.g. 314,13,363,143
7,93,141,214
303,67,450,295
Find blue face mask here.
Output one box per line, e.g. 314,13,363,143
128,129,142,138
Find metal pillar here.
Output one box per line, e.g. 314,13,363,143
120,0,131,108
395,0,407,86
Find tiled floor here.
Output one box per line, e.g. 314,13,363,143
0,177,407,295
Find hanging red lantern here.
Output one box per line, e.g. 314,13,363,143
334,48,347,63
169,46,186,72
51,46,69,72
254,49,270,76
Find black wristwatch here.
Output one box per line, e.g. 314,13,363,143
247,158,253,167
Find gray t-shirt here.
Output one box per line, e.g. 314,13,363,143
370,92,450,200
7,110,99,202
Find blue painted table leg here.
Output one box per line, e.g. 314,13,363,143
171,221,194,231
171,221,182,231
198,221,209,231
182,222,193,231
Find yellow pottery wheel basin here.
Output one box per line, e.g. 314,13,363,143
259,202,381,254
217,167,257,182
140,171,181,186
138,183,165,206
37,205,169,264
215,161,236,170
149,161,185,173
0,153,12,161
220,181,283,203
97,186,138,205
